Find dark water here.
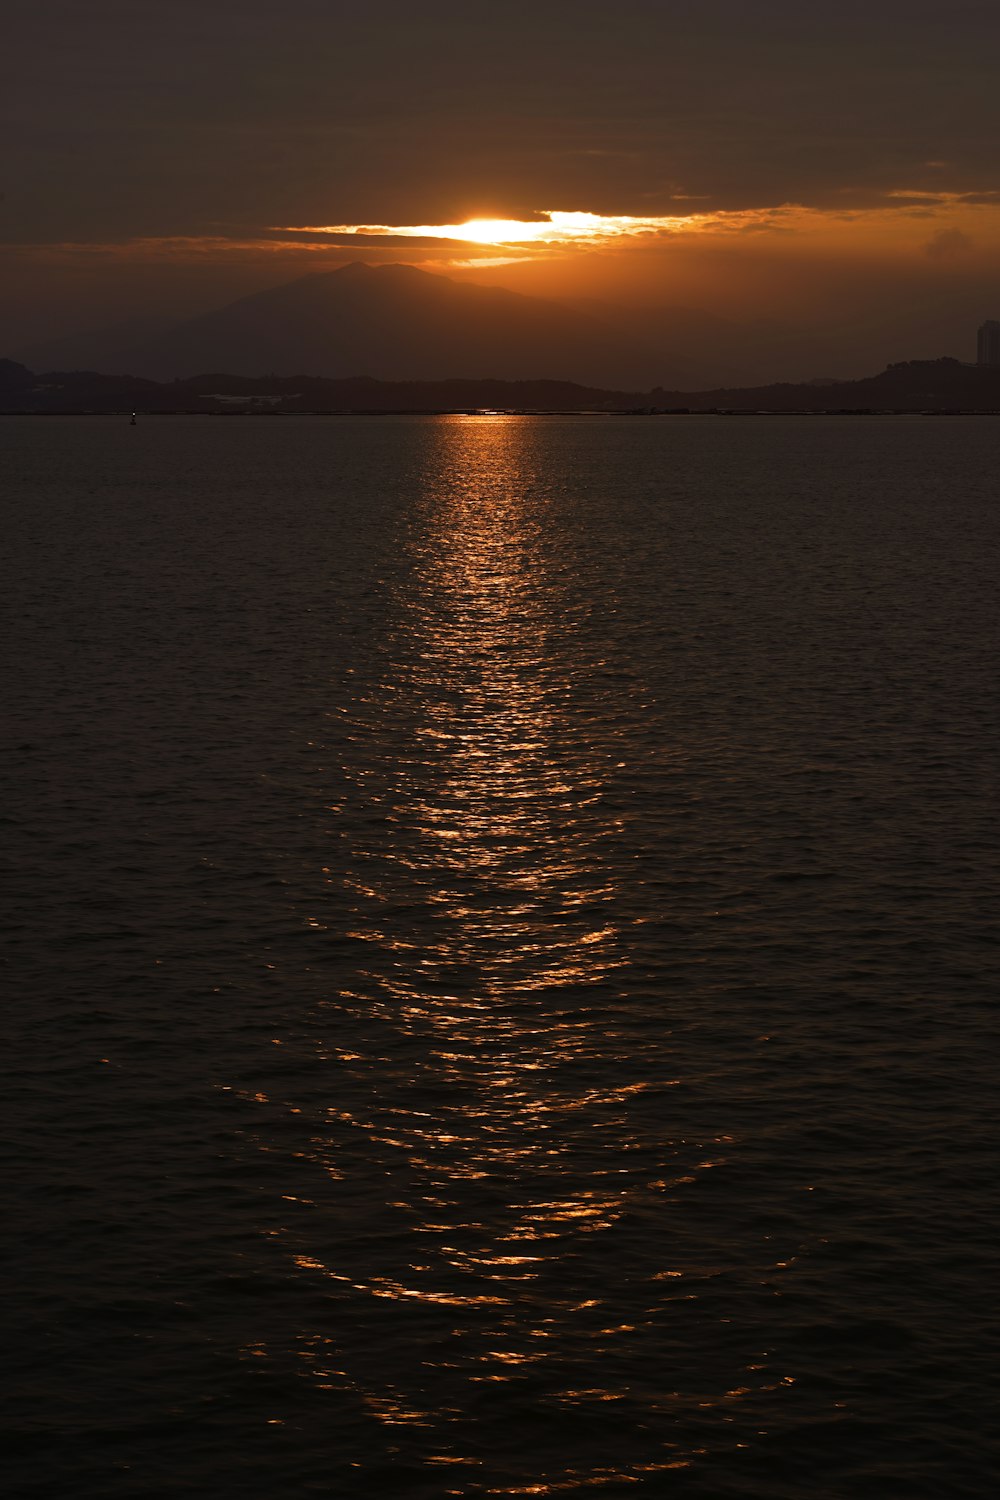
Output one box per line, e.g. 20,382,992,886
2,415,998,1498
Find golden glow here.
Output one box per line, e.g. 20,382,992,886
274,192,1000,254
277,207,720,246
14,190,1000,291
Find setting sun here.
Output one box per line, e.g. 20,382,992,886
456,218,551,244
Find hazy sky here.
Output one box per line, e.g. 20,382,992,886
5,0,1000,366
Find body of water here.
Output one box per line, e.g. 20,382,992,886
3,415,998,1497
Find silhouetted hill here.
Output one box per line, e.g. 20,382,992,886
4,357,1000,414
0,359,33,392
648,358,1000,411
0,364,168,411
36,263,708,389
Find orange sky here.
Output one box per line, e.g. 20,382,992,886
5,2,1000,373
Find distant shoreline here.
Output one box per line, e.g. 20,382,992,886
5,407,1000,418
5,355,1000,416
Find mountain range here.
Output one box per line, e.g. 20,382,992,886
14,262,840,390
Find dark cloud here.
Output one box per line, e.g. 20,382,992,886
6,0,1000,242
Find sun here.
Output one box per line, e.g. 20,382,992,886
454,218,552,245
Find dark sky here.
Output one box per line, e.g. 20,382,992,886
5,0,1000,363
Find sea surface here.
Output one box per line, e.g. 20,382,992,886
2,414,998,1499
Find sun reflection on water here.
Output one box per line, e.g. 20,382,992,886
331,418,637,1217
243,417,758,1488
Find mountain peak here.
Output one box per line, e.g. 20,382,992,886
16,262,712,388
330,260,433,280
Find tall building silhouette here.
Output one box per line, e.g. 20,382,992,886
977,320,1000,366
